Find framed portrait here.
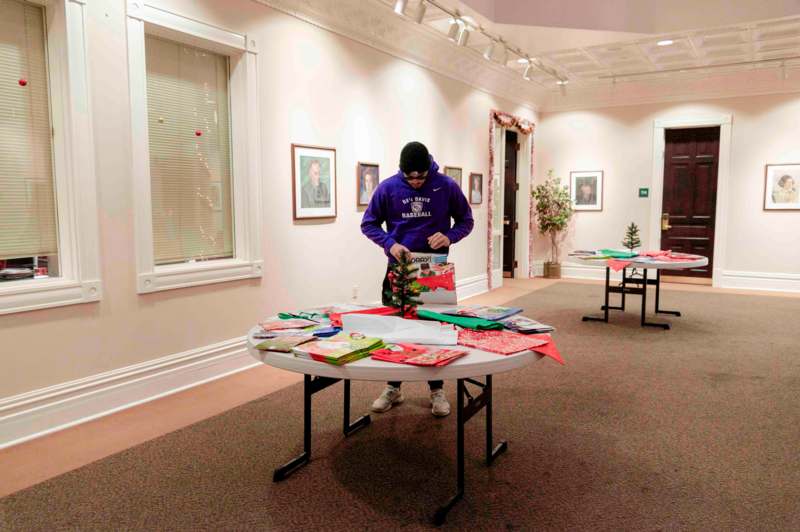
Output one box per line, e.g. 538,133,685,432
570,170,603,211
291,144,337,219
444,166,463,188
764,164,800,211
469,173,483,204
357,162,380,207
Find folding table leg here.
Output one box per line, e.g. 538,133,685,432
273,374,351,482
583,267,611,323
641,269,670,329
655,269,681,316
343,379,371,436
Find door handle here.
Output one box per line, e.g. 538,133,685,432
661,213,672,231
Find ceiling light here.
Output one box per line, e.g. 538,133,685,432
523,64,532,80
517,57,530,64
414,0,427,24
556,79,569,85
657,39,674,46
393,0,408,16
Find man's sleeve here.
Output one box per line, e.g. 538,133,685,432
360,187,396,254
445,181,474,244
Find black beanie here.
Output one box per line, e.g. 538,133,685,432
399,142,430,174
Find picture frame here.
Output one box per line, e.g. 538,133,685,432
469,172,483,204
291,144,337,219
444,166,463,188
570,170,603,211
763,163,800,211
356,162,380,207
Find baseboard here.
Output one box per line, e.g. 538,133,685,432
532,261,800,293
532,261,625,282
717,270,800,293
0,337,259,449
456,273,489,300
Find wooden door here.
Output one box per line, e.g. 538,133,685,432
661,127,720,278
503,130,518,277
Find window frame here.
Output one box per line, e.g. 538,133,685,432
126,1,262,294
0,0,102,315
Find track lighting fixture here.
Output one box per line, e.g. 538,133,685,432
483,40,496,62
447,18,469,47
393,0,408,16
522,63,532,81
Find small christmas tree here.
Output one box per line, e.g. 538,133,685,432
622,222,641,252
385,252,423,317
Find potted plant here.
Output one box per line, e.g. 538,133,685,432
532,170,573,278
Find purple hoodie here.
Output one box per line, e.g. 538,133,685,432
361,157,474,261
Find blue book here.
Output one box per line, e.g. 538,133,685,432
445,305,523,322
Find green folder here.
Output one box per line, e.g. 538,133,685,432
416,309,504,330
599,249,638,259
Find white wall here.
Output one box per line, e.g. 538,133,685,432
0,0,535,399
535,93,800,289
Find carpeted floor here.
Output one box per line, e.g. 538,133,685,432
2,282,799,531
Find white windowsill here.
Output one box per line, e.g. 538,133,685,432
0,277,101,315
137,258,263,293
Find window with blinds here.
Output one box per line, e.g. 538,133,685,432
145,34,234,266
0,0,58,273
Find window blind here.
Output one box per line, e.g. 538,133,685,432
0,0,58,261
145,34,234,266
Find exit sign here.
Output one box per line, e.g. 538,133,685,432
639,187,649,198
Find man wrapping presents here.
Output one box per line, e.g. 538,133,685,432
360,141,474,417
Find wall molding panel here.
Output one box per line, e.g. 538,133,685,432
456,273,490,300
0,338,258,449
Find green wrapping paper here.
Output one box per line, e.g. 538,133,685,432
416,309,504,330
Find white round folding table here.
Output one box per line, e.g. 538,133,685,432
247,326,543,525
579,256,709,329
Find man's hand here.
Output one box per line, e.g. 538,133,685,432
427,232,450,250
389,243,411,261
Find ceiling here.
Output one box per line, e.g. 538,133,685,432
462,0,800,34
389,0,800,91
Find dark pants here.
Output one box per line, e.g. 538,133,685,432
388,380,443,390
382,267,443,391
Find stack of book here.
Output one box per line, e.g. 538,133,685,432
292,332,384,365
499,315,555,334
254,335,315,352
442,305,523,321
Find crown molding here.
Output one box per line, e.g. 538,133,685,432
251,0,543,112
541,66,800,112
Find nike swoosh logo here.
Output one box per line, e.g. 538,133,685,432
433,187,442,192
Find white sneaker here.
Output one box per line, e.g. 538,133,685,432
430,388,450,417
371,385,404,413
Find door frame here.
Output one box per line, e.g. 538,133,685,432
650,114,732,287
490,125,532,289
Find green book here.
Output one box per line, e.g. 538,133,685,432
293,333,385,365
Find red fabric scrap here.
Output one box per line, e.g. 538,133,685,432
329,306,400,328
415,271,455,291
608,259,633,271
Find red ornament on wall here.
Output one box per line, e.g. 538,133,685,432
18,78,28,86
195,130,202,136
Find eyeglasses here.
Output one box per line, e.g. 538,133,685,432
403,170,428,181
